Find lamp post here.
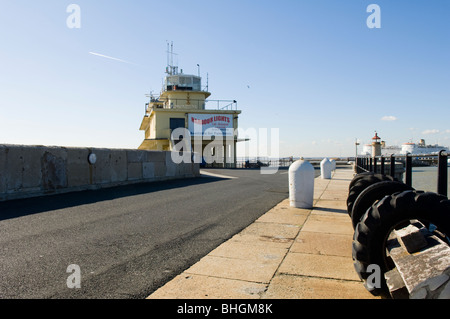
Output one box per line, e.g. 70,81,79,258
355,138,360,159
355,138,360,173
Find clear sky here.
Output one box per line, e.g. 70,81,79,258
1,0,449,158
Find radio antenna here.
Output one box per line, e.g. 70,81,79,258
166,41,178,75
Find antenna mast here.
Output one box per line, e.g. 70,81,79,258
166,41,178,75
166,42,170,74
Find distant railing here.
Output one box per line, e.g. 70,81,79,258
205,100,238,111
145,98,238,113
235,157,294,169
355,150,448,197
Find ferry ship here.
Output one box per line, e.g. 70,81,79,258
361,138,449,156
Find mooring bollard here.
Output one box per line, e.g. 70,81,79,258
330,159,336,171
289,159,314,209
321,158,332,179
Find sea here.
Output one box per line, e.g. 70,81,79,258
406,166,450,194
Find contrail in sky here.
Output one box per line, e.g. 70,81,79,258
89,52,137,65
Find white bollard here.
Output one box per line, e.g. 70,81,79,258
289,159,314,209
330,159,336,171
320,158,332,179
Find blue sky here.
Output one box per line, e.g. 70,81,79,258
0,0,449,157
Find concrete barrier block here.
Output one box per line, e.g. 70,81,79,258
128,162,143,181
177,162,194,177
109,150,127,182
91,149,128,184
41,147,68,190
67,148,91,187
175,162,183,176
127,149,147,163
91,149,112,184
188,163,196,176
165,152,177,177
0,145,7,194
22,146,44,189
147,150,166,162
193,162,200,176
153,162,166,178
4,145,26,191
143,162,155,179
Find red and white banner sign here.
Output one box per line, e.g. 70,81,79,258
188,113,233,136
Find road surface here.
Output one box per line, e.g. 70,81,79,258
0,168,303,299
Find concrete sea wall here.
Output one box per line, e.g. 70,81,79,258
0,144,200,202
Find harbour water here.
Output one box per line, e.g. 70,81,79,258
407,166,450,194
235,158,449,195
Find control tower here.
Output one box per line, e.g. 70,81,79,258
138,43,242,168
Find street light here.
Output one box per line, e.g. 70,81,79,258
355,138,360,160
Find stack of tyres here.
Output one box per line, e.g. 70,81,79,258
350,180,414,229
353,190,450,297
346,172,396,217
347,172,450,298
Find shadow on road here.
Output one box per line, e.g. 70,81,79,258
0,176,224,221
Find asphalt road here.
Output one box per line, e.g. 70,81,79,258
0,167,304,299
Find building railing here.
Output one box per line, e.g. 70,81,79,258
355,150,448,197
235,157,295,169
205,100,238,111
145,98,238,113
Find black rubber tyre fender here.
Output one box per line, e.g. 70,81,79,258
346,174,395,216
350,181,414,229
352,190,450,297
349,172,374,191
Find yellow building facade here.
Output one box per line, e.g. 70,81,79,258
138,47,242,167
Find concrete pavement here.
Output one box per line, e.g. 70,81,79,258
147,167,380,299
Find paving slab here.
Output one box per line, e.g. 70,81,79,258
183,255,280,284
238,221,301,240
290,231,353,257
277,252,360,281
301,214,354,235
314,199,348,212
256,207,310,226
208,240,287,262
147,167,381,299
263,274,375,299
149,274,267,299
